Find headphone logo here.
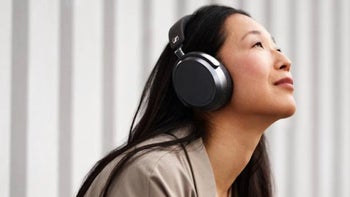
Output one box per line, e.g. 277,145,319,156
172,35,180,44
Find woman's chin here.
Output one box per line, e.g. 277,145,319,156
279,102,296,119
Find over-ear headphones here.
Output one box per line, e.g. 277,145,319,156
168,15,233,111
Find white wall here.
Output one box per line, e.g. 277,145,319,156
1,0,349,196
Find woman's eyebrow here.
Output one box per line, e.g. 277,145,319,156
241,30,276,44
241,30,262,41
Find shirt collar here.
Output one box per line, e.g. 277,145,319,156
174,128,217,197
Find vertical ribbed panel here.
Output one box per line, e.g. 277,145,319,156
72,0,103,193
27,1,59,196
115,0,143,146
102,0,116,154
58,0,73,196
9,0,29,196
0,1,11,197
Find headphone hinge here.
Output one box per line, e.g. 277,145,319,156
174,47,185,58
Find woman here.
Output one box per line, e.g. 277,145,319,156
77,4,295,197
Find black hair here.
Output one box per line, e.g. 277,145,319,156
77,5,273,197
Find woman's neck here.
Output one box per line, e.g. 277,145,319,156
202,111,275,197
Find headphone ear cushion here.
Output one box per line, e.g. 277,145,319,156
172,52,233,111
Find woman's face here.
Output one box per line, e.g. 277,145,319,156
218,14,296,119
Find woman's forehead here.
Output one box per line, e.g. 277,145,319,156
224,14,271,41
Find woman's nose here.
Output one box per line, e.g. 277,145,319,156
275,51,292,71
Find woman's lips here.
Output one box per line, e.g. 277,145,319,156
274,77,294,90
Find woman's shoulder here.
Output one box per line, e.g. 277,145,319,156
118,133,195,183
86,133,197,196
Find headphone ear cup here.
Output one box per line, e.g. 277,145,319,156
172,52,233,111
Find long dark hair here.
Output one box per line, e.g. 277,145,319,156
77,5,273,197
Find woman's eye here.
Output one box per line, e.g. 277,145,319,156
253,42,264,48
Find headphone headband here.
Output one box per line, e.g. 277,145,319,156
168,15,192,57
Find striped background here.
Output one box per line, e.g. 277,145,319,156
1,0,349,196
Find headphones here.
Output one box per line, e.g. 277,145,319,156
168,15,233,111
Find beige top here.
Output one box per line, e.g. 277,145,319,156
85,130,217,197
